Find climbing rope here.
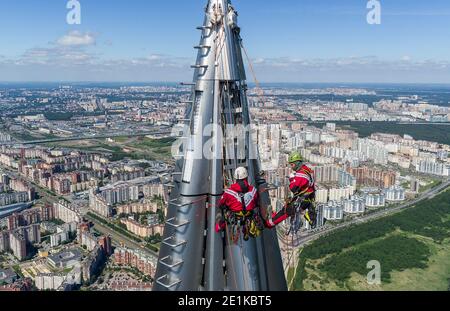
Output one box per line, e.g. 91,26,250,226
240,42,267,107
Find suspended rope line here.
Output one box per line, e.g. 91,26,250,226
240,42,267,107
215,24,227,63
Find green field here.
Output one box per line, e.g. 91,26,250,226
43,136,175,162
309,121,450,146
9,130,59,142
291,187,450,291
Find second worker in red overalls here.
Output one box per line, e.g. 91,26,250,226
265,152,317,228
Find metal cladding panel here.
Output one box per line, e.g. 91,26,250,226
257,183,288,291
225,239,261,290
203,78,226,290
180,80,215,196
204,195,225,290
216,1,243,81
154,196,207,291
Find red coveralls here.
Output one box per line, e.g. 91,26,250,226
216,179,259,232
266,164,316,228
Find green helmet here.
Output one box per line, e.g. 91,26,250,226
288,151,303,164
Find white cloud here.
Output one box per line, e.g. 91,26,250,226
245,56,450,83
401,56,411,62
146,54,164,61
9,31,100,67
15,46,97,66
56,31,96,47
250,56,450,71
2,35,449,83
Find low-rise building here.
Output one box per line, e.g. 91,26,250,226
47,248,82,269
120,217,163,238
113,247,157,277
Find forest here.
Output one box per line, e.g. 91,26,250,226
292,188,450,289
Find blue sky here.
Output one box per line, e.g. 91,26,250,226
0,0,449,83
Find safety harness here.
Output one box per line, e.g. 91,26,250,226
221,187,265,243
287,166,317,234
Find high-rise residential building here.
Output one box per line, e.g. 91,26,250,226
35,274,66,291
365,193,386,208
343,196,365,214
354,138,388,165
80,230,98,251
322,201,344,220
0,191,30,207
315,187,328,203
53,201,82,223
338,170,357,190
328,186,354,202
98,236,112,256
51,176,71,195
385,186,406,202
0,231,10,252
89,189,112,218
40,205,55,221
314,165,339,184
415,160,450,176
347,166,396,188
50,231,69,247
22,224,41,244
9,231,27,260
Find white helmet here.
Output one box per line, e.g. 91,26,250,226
234,167,248,180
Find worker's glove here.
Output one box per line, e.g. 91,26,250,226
215,214,226,232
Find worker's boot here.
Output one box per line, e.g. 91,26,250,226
305,208,317,229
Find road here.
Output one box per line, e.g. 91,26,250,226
283,179,450,248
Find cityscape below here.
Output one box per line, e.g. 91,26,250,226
1,0,450,295
0,82,449,291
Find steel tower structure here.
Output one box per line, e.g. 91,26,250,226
154,0,287,291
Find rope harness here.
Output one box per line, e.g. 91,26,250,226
222,208,265,243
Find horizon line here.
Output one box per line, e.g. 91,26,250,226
1,81,450,86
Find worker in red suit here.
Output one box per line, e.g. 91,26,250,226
266,152,317,229
215,167,263,240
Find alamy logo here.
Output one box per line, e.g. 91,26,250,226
367,260,381,285
367,0,381,25
67,0,81,25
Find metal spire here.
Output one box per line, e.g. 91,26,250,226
153,0,287,291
